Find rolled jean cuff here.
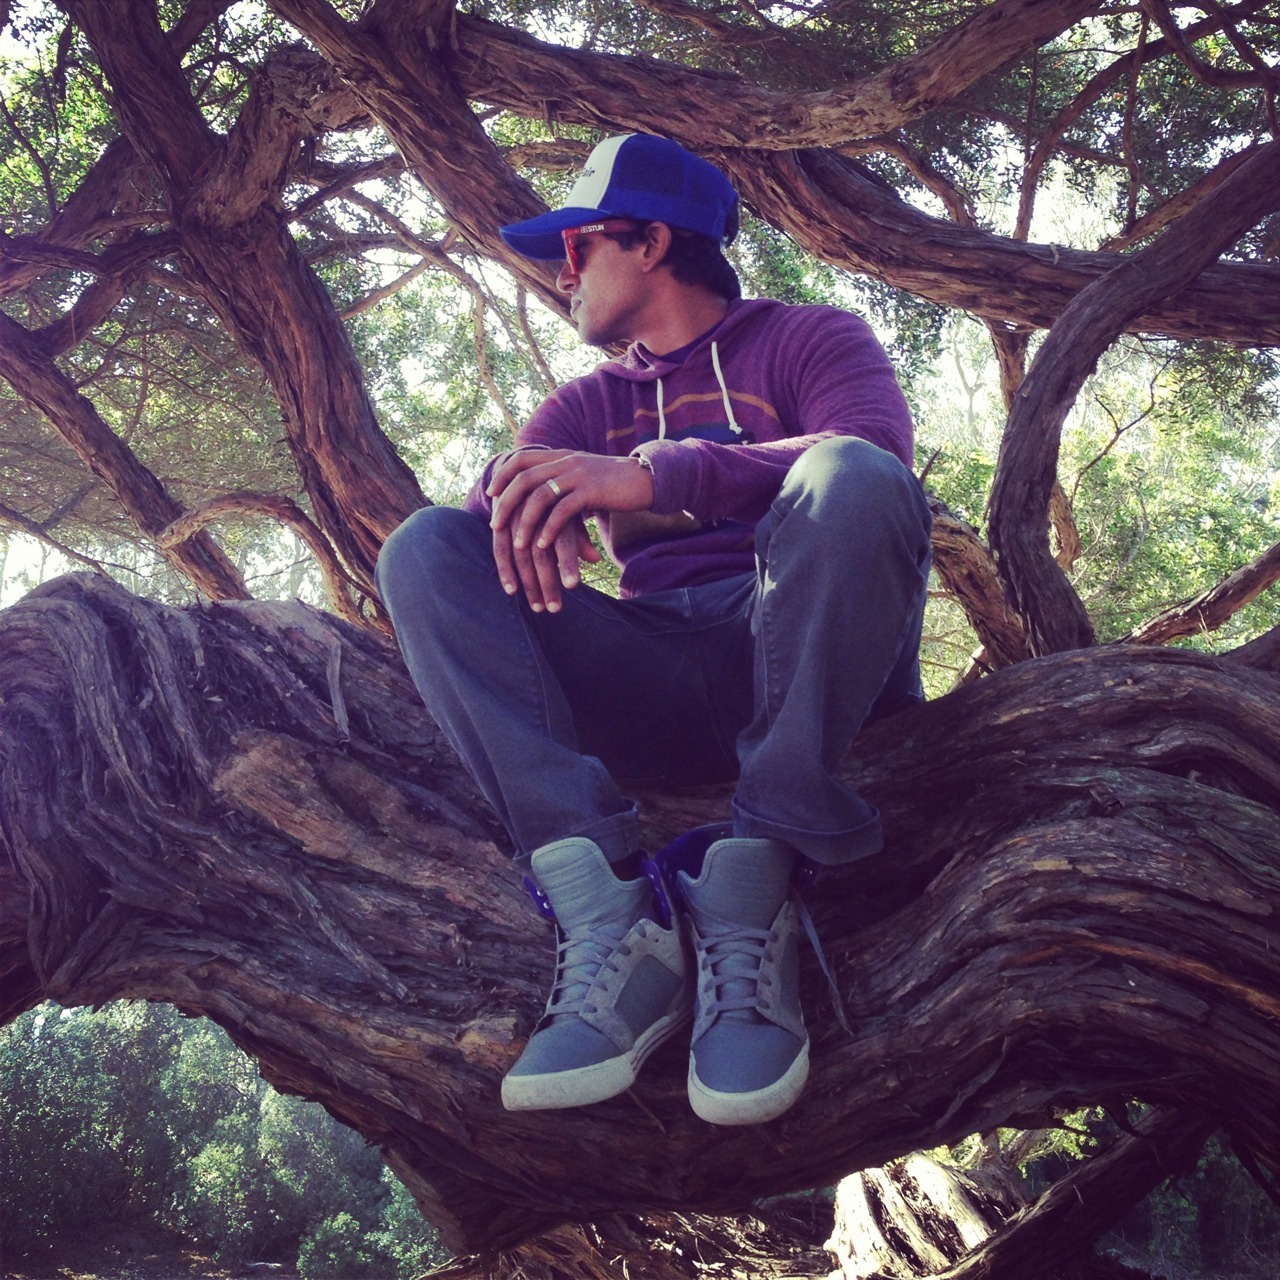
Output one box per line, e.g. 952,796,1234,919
514,803,643,874
730,800,883,866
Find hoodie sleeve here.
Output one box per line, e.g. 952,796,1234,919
461,382,590,518
631,308,913,522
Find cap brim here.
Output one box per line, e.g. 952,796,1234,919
499,207,607,259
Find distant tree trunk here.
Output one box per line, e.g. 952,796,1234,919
2,572,1278,1272
827,1152,1024,1279
825,1109,1211,1280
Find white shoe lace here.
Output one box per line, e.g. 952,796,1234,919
696,924,773,1020
545,923,631,1022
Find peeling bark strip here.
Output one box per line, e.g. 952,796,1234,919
3,574,1280,1255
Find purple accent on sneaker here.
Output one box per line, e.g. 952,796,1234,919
792,855,822,893
654,824,732,909
640,857,674,929
523,874,558,922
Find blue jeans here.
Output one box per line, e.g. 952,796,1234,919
376,437,932,871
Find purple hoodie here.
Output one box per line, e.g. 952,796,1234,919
465,297,914,597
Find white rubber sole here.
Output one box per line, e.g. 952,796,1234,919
501,1008,691,1111
687,1040,810,1125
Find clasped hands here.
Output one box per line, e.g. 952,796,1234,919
487,449,655,612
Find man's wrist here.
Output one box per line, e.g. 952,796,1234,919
629,451,656,508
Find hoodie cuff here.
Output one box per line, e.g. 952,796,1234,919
631,439,700,516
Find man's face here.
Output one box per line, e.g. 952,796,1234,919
556,225,654,348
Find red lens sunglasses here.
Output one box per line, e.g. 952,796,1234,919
561,219,640,273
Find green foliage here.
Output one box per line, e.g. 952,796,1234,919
297,1211,378,1279
913,315,1279,686
0,1001,448,1271
1105,1136,1280,1277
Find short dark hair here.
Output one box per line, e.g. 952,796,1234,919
606,222,742,301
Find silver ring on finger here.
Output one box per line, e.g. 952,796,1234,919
545,478,563,498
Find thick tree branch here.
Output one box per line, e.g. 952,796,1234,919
988,141,1280,656
1099,143,1264,252
156,492,370,626
0,228,177,304
62,0,426,590
1230,623,1280,672
453,0,1103,150
928,500,1032,670
0,311,251,601
4,576,1280,1254
1119,539,1280,647
728,146,1280,345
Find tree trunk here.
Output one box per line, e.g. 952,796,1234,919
61,0,427,590
826,1151,1024,1278
932,1109,1212,1280
3,573,1279,1263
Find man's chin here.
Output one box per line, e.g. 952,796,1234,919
578,325,627,350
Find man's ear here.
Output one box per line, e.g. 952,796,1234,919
639,222,673,273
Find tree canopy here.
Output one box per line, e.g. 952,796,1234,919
2,0,1279,1276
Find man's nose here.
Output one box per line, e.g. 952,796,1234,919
555,260,577,293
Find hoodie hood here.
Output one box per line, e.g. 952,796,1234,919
597,298,787,441
598,298,785,383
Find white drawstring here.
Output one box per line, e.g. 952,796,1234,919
711,342,742,435
654,341,739,440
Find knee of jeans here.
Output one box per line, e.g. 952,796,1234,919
784,436,922,525
376,505,489,603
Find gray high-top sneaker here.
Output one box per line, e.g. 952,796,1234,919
501,837,692,1111
678,837,808,1125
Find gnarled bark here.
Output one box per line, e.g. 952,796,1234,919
3,573,1280,1262
5,5,1280,1276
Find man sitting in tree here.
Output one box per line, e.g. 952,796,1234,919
377,134,932,1125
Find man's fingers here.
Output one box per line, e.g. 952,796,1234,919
531,540,564,612
498,508,563,612
486,448,571,502
491,527,524,601
494,508,596,612
533,487,592,550
512,534,550,610
508,481,564,551
553,521,589,593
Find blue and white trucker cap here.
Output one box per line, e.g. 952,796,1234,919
500,133,740,260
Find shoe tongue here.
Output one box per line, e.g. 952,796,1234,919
532,839,646,936
683,839,793,933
